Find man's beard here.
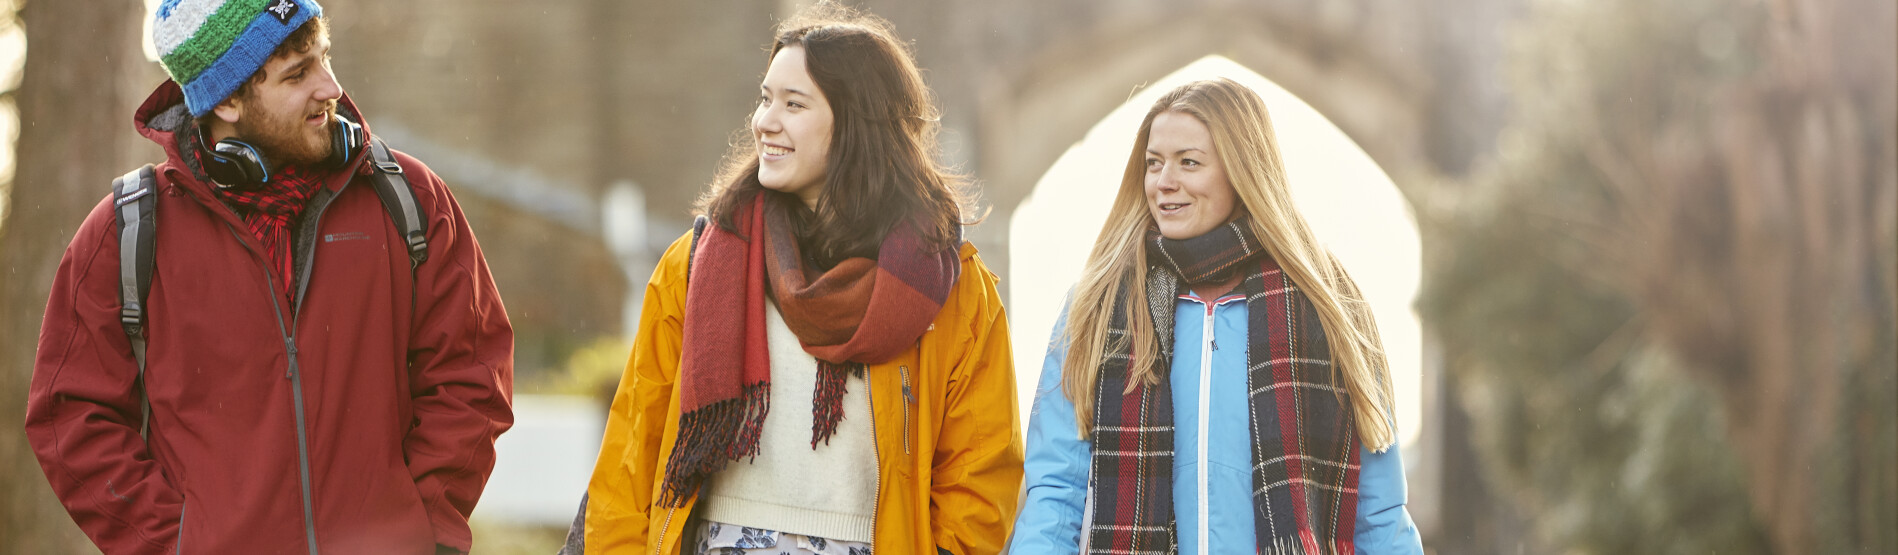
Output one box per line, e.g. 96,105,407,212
235,101,336,169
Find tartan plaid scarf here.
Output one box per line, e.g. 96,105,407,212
1087,220,1362,554
210,163,328,297
660,194,960,507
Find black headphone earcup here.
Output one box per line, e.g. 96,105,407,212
328,114,364,168
204,139,269,188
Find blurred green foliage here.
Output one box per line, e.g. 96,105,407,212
1418,0,1895,552
471,520,570,555
521,335,633,401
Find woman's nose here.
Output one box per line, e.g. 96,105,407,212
752,105,781,134
1154,168,1181,192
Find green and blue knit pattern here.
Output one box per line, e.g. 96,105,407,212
153,0,323,117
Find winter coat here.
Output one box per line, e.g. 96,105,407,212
25,82,514,555
581,229,1024,555
1009,292,1424,554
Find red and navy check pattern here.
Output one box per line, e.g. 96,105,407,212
1088,282,1179,554
1247,254,1360,554
1088,221,1361,554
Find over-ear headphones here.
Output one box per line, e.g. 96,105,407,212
201,113,365,189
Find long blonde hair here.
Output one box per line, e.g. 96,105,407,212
1060,78,1397,451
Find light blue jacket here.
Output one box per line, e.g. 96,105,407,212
1008,293,1424,554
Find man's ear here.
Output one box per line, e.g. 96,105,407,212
212,94,244,125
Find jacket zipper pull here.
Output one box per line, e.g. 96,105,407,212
899,365,913,455
284,342,298,378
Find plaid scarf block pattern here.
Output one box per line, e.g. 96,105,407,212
1088,283,1180,555
661,194,959,506
1246,256,1362,554
1086,221,1362,554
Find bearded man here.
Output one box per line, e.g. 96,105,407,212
25,2,514,553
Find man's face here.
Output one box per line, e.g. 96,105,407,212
216,31,342,168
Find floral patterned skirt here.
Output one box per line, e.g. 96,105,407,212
693,520,872,555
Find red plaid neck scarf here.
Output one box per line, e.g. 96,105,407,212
210,164,328,298
1087,221,1362,554
659,194,960,507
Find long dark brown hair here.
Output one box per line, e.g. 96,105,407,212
696,2,968,264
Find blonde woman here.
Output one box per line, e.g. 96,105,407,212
1008,79,1423,554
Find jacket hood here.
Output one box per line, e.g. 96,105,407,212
134,80,376,188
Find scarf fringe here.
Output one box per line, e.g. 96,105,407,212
733,382,771,459
658,382,770,508
1257,531,1349,555
1076,534,1341,555
810,361,862,447
1260,534,1311,555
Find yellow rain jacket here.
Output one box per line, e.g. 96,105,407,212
583,230,1024,554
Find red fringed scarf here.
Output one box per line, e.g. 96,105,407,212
660,194,960,507
210,164,328,297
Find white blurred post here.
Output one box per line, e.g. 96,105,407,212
603,181,649,342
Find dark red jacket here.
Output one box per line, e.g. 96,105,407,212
25,82,514,555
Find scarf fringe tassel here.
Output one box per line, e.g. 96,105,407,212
657,382,770,508
810,361,862,448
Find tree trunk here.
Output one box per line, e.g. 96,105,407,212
0,0,159,550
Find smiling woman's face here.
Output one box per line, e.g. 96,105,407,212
751,45,835,210
1144,111,1238,239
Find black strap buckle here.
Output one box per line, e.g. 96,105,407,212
405,232,429,268
120,304,143,332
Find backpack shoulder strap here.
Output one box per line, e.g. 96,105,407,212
687,215,708,281
366,137,428,271
112,164,157,437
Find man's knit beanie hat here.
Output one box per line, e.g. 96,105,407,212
152,0,325,118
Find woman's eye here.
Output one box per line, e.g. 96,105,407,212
1182,159,1200,167
788,101,805,110
1145,158,1162,170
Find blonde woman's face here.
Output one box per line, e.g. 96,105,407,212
1144,111,1238,240
752,45,834,211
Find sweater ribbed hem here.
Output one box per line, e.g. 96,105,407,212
697,494,875,544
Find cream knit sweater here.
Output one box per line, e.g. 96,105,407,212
696,301,880,542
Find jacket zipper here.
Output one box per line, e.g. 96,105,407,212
1196,302,1214,555
284,185,352,555
175,501,186,554
290,188,345,555
226,224,321,555
866,368,883,550
899,366,913,455
651,505,678,555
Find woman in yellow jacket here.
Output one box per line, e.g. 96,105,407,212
571,4,1023,554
